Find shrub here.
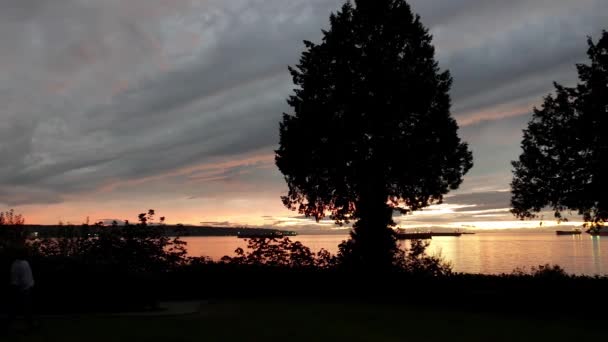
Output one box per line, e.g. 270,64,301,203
399,239,453,277
221,237,335,268
31,210,188,273
512,264,569,279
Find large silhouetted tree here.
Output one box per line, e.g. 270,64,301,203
276,0,473,270
512,31,608,229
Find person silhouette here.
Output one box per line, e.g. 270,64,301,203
7,246,35,331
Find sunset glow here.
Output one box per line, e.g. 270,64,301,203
2,0,606,230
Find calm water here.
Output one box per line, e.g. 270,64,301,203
183,232,608,276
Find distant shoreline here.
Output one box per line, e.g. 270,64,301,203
14,224,296,238
8,224,594,238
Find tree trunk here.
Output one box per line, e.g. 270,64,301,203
344,181,398,271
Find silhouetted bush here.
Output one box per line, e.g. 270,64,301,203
1,210,189,313
398,239,453,277
220,236,451,277
335,236,453,275
30,210,188,273
0,209,26,247
512,264,569,279
220,237,336,268
0,209,27,276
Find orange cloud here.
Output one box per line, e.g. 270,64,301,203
111,79,130,95
47,80,70,95
96,151,275,193
457,102,535,126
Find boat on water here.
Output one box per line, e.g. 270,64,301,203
394,229,472,239
556,229,582,235
395,232,432,240
236,231,297,239
586,226,608,236
430,232,463,237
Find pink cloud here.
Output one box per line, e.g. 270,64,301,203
96,151,275,193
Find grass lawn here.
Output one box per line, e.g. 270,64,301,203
4,298,603,342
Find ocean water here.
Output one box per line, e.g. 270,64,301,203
182,232,608,276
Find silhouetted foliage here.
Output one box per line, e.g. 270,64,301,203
0,209,27,275
512,264,569,280
219,235,452,276
9,210,189,312
7,210,608,318
338,237,453,275
221,237,335,268
398,239,452,277
4,211,608,316
512,31,608,229
0,209,26,243
276,0,473,270
32,209,188,273
0,209,25,226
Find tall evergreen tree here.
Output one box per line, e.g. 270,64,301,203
276,0,473,270
512,31,608,228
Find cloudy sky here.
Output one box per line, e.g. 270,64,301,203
1,0,606,230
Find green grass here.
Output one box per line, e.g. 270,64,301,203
5,299,603,342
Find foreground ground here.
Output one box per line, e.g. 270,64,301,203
4,298,603,342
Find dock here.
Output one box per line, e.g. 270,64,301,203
556,230,582,235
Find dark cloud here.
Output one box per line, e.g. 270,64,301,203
446,21,589,103
0,0,345,206
410,0,530,27
0,186,63,206
459,114,530,182
446,191,511,212
414,0,608,124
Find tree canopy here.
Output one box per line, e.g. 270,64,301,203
511,31,608,228
276,0,473,269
